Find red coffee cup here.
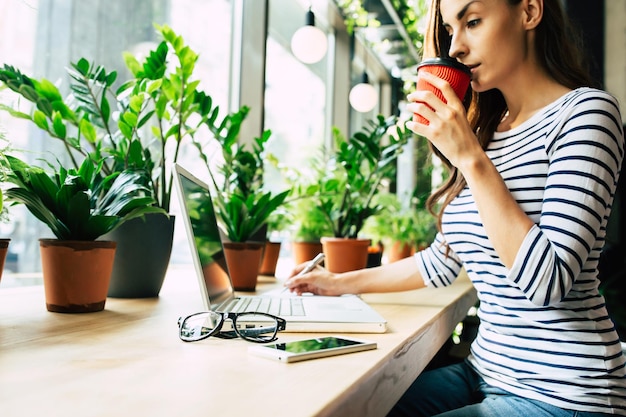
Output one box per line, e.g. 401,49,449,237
413,57,471,125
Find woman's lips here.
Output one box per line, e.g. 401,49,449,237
466,64,478,80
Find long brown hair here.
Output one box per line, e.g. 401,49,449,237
423,0,596,232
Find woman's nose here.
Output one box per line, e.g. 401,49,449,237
448,34,467,59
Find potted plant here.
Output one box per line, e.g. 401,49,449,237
195,106,289,290
0,24,217,297
288,196,333,265
273,153,333,266
2,155,162,312
102,24,218,296
307,115,412,273
364,192,437,263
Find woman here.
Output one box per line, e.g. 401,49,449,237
285,0,626,415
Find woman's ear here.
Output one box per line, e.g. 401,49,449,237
522,0,543,30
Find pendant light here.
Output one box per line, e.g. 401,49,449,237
291,7,328,64
349,71,378,113
349,34,378,113
348,0,378,113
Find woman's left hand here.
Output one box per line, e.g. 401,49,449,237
406,71,481,171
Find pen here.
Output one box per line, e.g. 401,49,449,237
282,253,325,293
297,252,325,276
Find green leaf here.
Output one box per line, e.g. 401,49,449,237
35,97,53,117
100,93,111,122
37,78,63,102
52,112,67,139
105,71,117,87
121,111,138,128
33,110,49,130
123,52,143,77
129,94,144,113
146,79,163,94
18,83,40,102
80,118,97,143
118,120,132,140
75,57,90,75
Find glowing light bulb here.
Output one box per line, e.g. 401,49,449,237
291,9,328,64
349,72,378,113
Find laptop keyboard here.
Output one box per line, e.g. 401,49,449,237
220,297,306,317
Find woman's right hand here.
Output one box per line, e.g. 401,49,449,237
283,264,344,296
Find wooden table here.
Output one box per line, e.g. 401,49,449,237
0,265,476,417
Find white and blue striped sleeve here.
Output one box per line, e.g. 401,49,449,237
507,91,624,306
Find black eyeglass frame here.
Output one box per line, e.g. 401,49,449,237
177,311,287,343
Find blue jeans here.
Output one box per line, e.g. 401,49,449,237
387,361,614,417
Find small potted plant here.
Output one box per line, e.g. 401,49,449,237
364,192,437,263
195,106,289,290
288,197,333,265
274,154,333,266
2,155,162,312
308,115,412,273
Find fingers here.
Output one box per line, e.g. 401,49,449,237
417,71,456,98
284,273,310,291
407,101,437,127
288,260,310,278
407,72,458,108
284,269,328,296
406,72,465,134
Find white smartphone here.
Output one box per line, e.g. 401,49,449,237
248,336,377,363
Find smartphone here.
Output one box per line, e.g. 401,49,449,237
248,336,377,363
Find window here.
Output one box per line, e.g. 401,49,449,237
265,0,328,195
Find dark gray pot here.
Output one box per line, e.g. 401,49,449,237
103,213,175,298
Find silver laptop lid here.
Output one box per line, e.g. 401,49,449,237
173,163,235,310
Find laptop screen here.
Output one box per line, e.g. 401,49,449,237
174,165,233,308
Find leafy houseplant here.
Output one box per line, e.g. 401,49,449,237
203,107,289,242
195,105,290,243
364,192,437,263
280,150,333,242
0,24,217,297
307,115,412,272
195,106,290,290
317,115,411,239
3,155,161,312
277,153,333,265
289,196,333,265
104,24,218,296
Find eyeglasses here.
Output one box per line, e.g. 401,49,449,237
177,311,286,343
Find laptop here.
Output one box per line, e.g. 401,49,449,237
172,163,387,333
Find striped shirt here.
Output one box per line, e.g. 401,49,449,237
415,88,626,414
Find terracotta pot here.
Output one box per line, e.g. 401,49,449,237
223,241,264,291
321,237,371,273
388,241,414,263
292,241,323,265
0,238,9,283
39,239,116,313
259,241,281,276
